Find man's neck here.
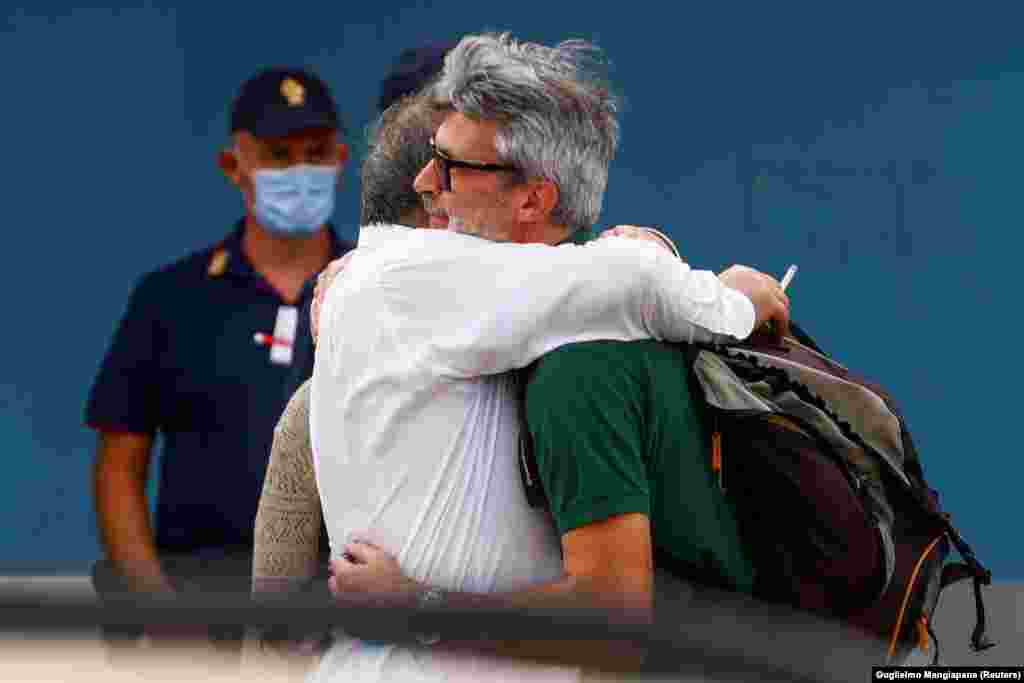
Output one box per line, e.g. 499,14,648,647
521,221,573,246
242,214,332,272
242,214,333,304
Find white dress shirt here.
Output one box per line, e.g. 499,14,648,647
308,224,755,682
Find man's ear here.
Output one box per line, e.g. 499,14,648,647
517,179,559,223
218,148,242,187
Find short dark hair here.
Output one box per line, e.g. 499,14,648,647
360,95,447,226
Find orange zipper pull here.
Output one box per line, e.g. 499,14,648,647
711,431,723,491
915,615,930,652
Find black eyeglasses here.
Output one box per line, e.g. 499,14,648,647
430,137,518,192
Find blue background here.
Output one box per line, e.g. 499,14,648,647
1,3,1019,578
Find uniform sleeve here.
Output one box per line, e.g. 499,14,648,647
84,272,166,435
399,235,755,379
524,342,650,536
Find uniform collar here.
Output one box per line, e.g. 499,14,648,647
207,219,348,281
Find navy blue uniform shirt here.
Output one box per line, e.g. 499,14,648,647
86,222,353,567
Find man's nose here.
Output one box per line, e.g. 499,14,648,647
413,158,439,194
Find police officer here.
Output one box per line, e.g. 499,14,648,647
85,66,354,647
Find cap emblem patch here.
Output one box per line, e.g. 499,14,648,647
280,77,305,107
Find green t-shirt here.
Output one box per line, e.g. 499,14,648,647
524,338,755,594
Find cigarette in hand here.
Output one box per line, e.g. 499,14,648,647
780,265,798,293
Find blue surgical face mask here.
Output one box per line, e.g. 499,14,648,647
251,164,339,237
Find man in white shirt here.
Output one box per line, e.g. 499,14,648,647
311,34,789,682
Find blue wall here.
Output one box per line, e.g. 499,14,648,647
2,3,1019,577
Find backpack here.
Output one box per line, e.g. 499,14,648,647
517,323,994,665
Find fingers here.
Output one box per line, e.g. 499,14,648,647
347,535,379,547
311,254,354,346
718,264,751,278
328,569,369,603
600,225,680,257
341,540,380,565
603,225,645,238
718,265,794,338
601,225,655,241
776,287,790,311
327,555,363,599
327,540,382,583
768,299,791,339
761,284,791,340
774,312,791,339
310,299,321,347
315,254,355,303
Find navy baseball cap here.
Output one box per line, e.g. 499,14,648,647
377,42,457,113
230,67,341,138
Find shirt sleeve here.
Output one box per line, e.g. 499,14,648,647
405,235,756,378
524,342,650,536
84,272,166,435
253,380,321,594
638,227,682,259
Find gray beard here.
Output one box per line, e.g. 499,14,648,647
448,215,514,243
447,215,478,236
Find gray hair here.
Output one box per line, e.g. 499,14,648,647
428,33,620,230
360,93,447,225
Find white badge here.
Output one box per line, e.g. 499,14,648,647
268,305,298,365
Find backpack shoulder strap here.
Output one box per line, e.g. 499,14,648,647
788,320,826,356
515,362,549,509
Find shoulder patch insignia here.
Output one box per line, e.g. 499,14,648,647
207,248,229,277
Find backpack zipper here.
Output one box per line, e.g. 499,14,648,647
711,427,723,492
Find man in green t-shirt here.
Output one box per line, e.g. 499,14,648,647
523,232,756,599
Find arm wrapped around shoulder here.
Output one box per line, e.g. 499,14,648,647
422,236,758,377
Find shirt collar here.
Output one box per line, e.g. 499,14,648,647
561,227,595,245
355,224,597,251
208,219,348,280
356,223,417,249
